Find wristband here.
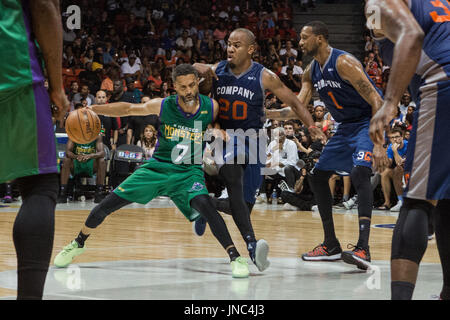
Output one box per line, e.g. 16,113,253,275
308,125,318,130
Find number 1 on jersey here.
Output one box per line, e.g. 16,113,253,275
327,91,344,109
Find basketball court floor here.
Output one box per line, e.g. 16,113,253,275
0,197,442,300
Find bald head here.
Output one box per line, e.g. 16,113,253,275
231,28,256,46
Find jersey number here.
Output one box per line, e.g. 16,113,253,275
430,0,450,23
219,98,248,120
327,91,344,110
174,144,189,163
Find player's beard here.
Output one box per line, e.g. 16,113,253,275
180,92,199,107
306,43,320,57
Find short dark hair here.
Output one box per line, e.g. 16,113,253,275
305,21,329,40
390,127,404,136
284,120,295,128
172,64,198,82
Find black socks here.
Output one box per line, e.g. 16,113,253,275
75,231,90,248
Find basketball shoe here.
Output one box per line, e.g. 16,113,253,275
301,243,342,261
193,216,207,236
54,240,86,268
341,244,371,270
231,257,250,278
247,239,270,272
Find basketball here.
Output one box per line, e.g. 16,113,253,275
65,108,101,144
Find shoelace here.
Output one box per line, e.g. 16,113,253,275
346,244,367,258
310,244,327,256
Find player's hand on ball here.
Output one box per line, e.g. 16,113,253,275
49,88,70,124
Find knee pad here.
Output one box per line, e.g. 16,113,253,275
85,193,130,228
85,204,109,228
391,199,432,264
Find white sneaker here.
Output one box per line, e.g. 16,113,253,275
343,196,357,210
218,188,229,199
255,194,267,204
311,205,318,211
283,203,298,211
390,201,403,212
278,180,294,193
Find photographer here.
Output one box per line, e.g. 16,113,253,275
279,151,321,211
265,127,299,204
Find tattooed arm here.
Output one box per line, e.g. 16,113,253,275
265,106,296,120
336,53,389,172
336,54,384,115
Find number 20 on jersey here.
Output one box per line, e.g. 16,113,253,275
219,98,248,120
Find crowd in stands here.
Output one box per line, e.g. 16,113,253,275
0,0,414,215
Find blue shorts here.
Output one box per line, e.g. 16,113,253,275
315,119,373,174
403,80,450,200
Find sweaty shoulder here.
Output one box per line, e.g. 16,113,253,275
336,53,364,81
261,67,281,91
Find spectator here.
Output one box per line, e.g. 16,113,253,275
136,124,157,160
378,128,408,212
66,81,80,104
365,51,382,89
265,127,299,204
281,56,304,76
101,66,119,94
125,77,143,104
95,90,118,151
279,40,298,62
120,53,141,79
176,29,194,59
281,67,302,92
126,95,160,146
72,84,95,106
109,80,134,146
399,91,413,117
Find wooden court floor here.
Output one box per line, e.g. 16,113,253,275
0,203,440,298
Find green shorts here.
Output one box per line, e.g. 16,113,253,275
0,83,58,183
113,158,209,221
73,159,94,177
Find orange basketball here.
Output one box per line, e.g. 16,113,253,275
65,108,101,144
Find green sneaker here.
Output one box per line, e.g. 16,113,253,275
231,257,249,278
54,240,85,268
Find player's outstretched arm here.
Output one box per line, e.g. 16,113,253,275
262,68,326,142
264,62,316,121
90,98,163,117
265,106,296,121
365,0,424,145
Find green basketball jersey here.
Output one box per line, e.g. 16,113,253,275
0,0,45,91
153,94,214,166
73,141,97,155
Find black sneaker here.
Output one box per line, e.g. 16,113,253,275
94,192,106,204
193,216,207,236
57,194,68,204
342,244,371,270
301,243,342,261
